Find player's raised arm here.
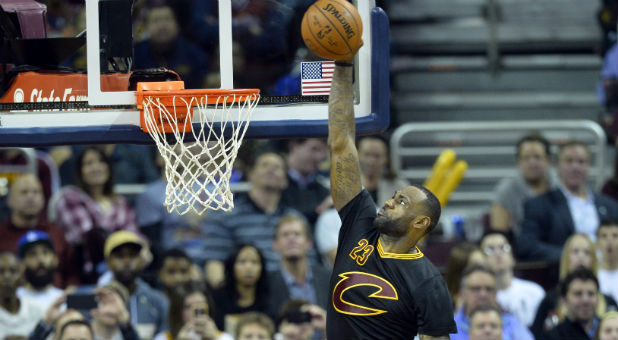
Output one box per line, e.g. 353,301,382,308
328,63,362,211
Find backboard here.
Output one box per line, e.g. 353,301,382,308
0,0,389,146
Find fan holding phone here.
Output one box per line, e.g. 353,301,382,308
176,287,233,340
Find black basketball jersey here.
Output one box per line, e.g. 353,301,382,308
326,190,457,339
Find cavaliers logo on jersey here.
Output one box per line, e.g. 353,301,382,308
332,271,399,316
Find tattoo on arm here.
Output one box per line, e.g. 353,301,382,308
328,65,362,211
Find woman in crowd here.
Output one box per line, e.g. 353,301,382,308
174,285,232,340
531,233,618,339
212,244,271,334
52,146,138,283
444,242,487,309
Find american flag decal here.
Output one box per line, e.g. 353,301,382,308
301,61,334,96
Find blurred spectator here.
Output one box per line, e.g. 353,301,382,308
315,136,410,266
158,248,193,297
90,285,140,340
275,299,326,340
547,268,601,339
212,245,271,334
281,139,330,227
203,152,300,287
357,136,410,206
595,311,618,340
52,146,139,283
27,294,68,339
452,265,534,340
597,0,617,57
230,0,296,93
0,174,78,287
103,231,169,339
531,233,618,339
597,221,618,304
490,134,557,235
0,148,61,214
445,243,488,309
55,145,159,188
480,231,545,327
57,319,94,340
133,2,208,89
0,252,45,339
16,231,63,311
268,215,330,317
136,153,209,266
468,305,503,340
518,140,618,263
235,312,275,340
175,286,232,340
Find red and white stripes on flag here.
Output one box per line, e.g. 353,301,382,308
301,61,334,96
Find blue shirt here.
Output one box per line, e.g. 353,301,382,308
280,265,317,305
452,306,534,340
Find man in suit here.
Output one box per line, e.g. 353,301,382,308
268,214,331,317
518,140,618,263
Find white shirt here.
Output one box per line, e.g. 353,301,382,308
17,285,63,312
0,296,46,338
561,186,599,241
598,269,618,304
497,277,546,327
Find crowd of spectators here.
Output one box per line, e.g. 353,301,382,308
0,0,617,339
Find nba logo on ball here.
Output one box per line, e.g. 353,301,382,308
301,0,363,62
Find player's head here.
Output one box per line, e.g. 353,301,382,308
373,185,441,238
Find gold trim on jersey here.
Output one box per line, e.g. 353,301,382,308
377,238,424,259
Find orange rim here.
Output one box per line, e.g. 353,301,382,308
136,81,260,133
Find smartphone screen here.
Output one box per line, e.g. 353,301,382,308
66,293,99,310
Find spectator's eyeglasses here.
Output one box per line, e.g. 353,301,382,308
483,244,511,256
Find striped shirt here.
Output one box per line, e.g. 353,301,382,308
202,193,301,271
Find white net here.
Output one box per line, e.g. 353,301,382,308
141,92,259,215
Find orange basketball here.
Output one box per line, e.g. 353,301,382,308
301,0,363,62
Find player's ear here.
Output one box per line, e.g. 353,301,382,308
412,216,430,230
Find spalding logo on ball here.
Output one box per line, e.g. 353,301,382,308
301,0,363,62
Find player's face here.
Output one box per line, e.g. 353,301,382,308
480,234,513,273
598,315,618,340
374,187,427,237
468,310,502,340
563,279,598,323
558,145,590,192
462,271,496,313
567,235,594,273
598,226,618,262
517,141,550,182
234,246,262,287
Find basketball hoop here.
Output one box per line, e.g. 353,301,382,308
136,81,260,215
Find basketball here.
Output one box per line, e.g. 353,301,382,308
301,0,363,62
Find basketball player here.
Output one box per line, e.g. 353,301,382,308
326,57,457,338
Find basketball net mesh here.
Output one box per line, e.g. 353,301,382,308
141,93,259,215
